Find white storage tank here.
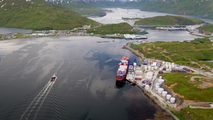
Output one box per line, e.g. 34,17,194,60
134,62,137,67
166,94,172,100
162,61,165,65
145,85,150,90
148,66,151,70
159,76,162,79
155,85,159,91
172,64,175,68
155,83,159,87
157,88,164,95
170,97,176,104
162,91,168,98
144,66,147,70
158,79,164,85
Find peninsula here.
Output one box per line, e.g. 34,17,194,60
134,15,204,26
124,37,213,120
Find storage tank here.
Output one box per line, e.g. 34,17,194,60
162,61,165,65
145,85,150,90
172,64,175,68
155,85,160,91
166,94,172,100
159,76,162,79
158,79,164,85
144,66,147,70
133,62,137,67
157,88,164,95
162,91,168,98
148,66,151,70
170,97,176,104
155,83,159,87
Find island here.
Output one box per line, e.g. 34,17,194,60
134,15,204,26
86,22,148,38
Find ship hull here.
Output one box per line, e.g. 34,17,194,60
116,56,130,81
116,76,126,81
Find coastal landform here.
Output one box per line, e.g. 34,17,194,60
0,0,97,30
124,37,213,120
134,15,204,26
61,2,107,17
199,24,213,35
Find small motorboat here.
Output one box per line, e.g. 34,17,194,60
50,74,57,82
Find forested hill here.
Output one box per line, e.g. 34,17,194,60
133,0,213,18
0,0,97,30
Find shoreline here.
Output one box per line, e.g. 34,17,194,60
123,42,213,120
123,43,179,120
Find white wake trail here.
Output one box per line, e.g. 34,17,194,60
33,82,55,120
20,81,55,120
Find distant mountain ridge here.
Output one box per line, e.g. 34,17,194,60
137,0,213,18
0,0,97,30
47,0,213,18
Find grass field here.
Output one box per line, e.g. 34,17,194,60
0,0,97,30
199,24,213,34
180,107,213,120
130,38,213,68
134,15,204,26
161,72,213,102
86,22,137,35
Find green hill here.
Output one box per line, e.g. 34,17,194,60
0,0,97,30
61,2,106,16
87,22,136,35
126,0,213,18
199,24,213,34
134,15,204,26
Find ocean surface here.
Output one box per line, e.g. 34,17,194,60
0,36,172,120
0,27,32,34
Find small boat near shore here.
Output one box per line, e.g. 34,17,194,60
116,56,130,81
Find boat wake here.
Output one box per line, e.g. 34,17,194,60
20,80,56,120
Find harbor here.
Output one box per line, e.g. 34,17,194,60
122,42,213,120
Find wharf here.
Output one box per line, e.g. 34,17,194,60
124,42,213,119
125,59,179,120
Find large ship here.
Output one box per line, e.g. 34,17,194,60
116,56,130,81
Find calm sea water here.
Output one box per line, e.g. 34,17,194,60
0,36,170,120
89,8,213,24
0,27,32,34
